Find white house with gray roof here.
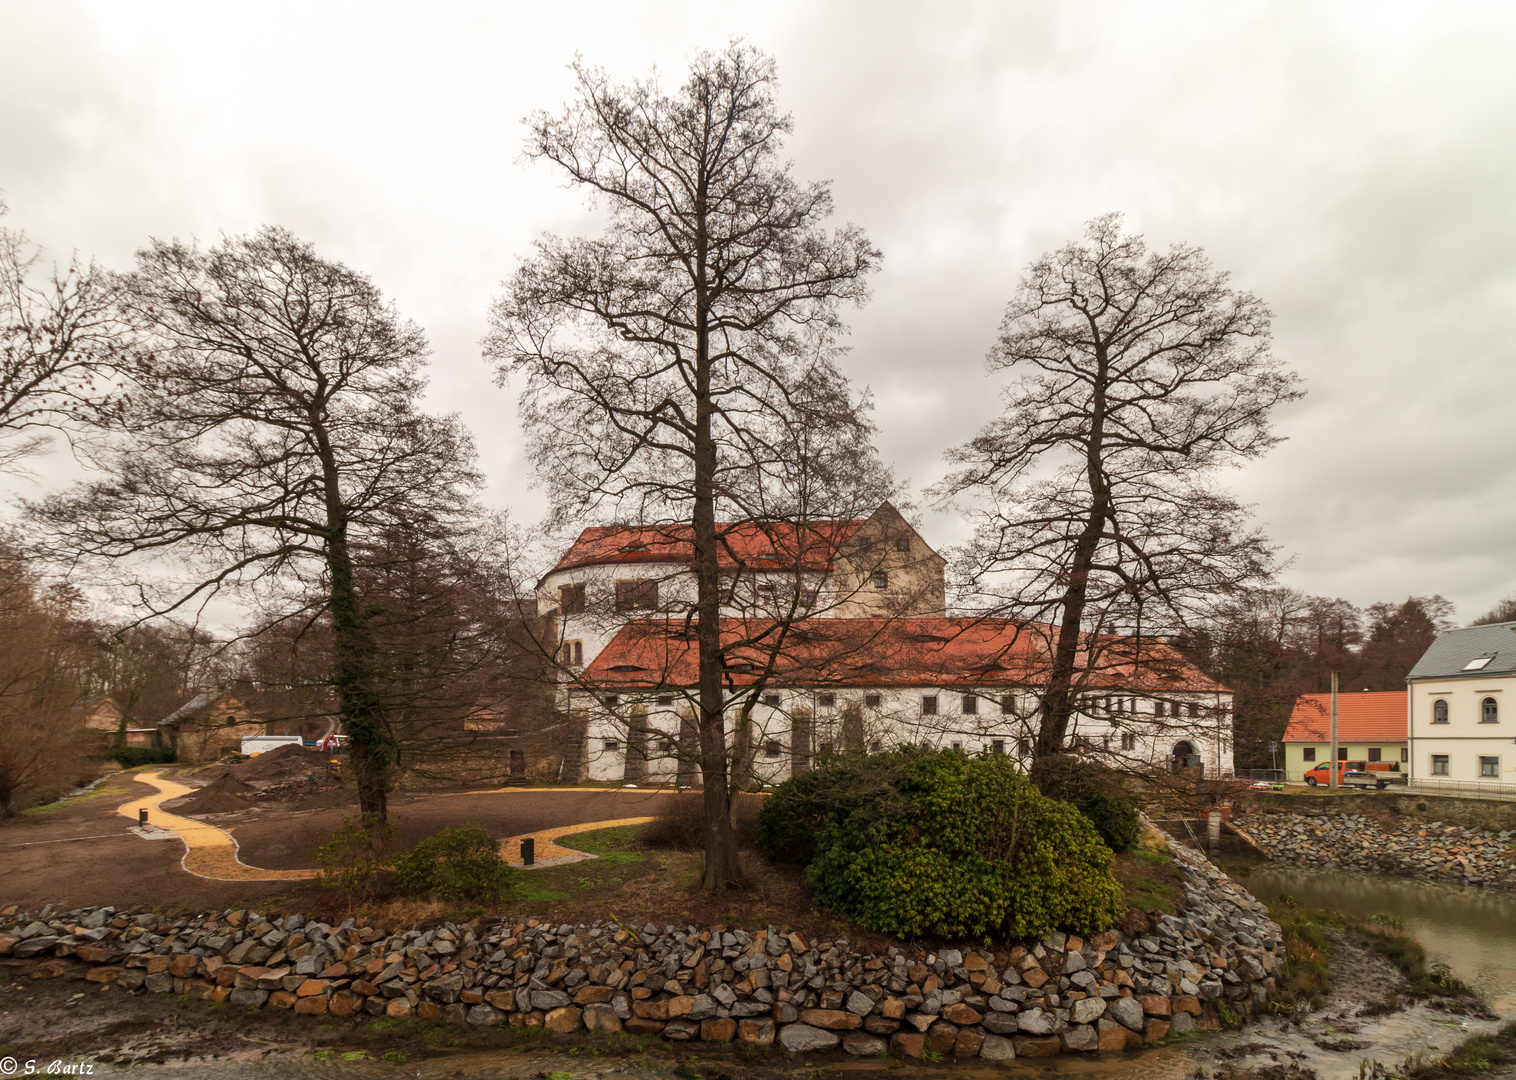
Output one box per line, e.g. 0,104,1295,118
1407,621,1516,790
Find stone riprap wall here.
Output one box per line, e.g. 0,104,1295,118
1238,811,1516,889
0,845,1282,1060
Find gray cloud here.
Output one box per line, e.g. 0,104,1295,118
2,0,1512,622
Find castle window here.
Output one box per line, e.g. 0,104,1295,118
872,571,889,590
921,695,938,716
1121,733,1136,751
614,579,658,611
764,740,782,759
894,536,910,553
763,692,781,707
864,693,882,708
962,694,977,715
559,583,586,615
817,693,836,708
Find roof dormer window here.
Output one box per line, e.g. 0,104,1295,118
1463,655,1495,671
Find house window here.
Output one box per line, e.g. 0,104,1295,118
1121,733,1136,751
921,695,938,716
763,740,782,759
1481,756,1500,778
614,579,658,611
1401,747,1409,763
817,693,836,709
869,739,883,752
559,583,586,615
562,640,584,667
951,741,963,751
1302,747,1316,762
872,571,889,590
1017,738,1031,756
1153,700,1166,718
818,740,833,757
1482,697,1499,724
604,695,619,708
1368,747,1381,762
1186,703,1199,718
864,693,881,708
1337,747,1348,760
1000,694,1016,715
656,695,674,706
962,694,977,715
1432,755,1449,776
1464,655,1495,671
763,693,781,707
990,740,1005,755
604,739,620,752
1433,699,1449,723
894,536,910,553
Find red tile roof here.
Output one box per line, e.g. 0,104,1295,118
547,521,869,578
582,617,1228,693
1281,692,1407,743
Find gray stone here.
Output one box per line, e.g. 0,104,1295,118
529,989,572,1010
987,995,1018,1012
467,1004,503,1027
1108,996,1144,1031
1017,1008,1055,1035
229,988,268,1008
1069,996,1105,1024
12,936,59,958
778,1023,841,1052
1170,1010,1195,1034
1062,1023,1099,1052
982,1011,1020,1035
980,1034,1017,1060
846,990,873,1016
663,1018,700,1040
1062,951,1087,974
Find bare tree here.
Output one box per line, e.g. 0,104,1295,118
1474,594,1516,627
31,227,479,821
485,43,882,889
0,539,90,814
938,214,1302,763
0,200,122,470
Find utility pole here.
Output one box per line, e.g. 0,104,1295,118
1329,671,1339,791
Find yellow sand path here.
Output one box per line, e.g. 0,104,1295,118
117,771,318,882
119,771,657,879
499,817,656,868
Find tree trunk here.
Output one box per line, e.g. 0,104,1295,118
1037,348,1110,761
693,213,741,891
317,426,390,822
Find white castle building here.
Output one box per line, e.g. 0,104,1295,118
535,504,1234,785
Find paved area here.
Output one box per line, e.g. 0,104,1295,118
500,816,658,868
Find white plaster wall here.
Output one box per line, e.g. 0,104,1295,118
1409,674,1516,787
571,685,1234,784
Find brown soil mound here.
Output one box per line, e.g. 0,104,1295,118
228,743,334,782
173,775,257,815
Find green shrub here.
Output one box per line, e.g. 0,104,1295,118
755,751,909,865
1031,754,1140,853
314,815,397,899
391,824,517,902
105,746,176,768
782,749,1123,940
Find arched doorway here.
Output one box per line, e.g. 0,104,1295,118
1171,741,1199,773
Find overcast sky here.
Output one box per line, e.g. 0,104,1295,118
3,1,1513,624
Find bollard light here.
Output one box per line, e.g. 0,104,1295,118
521,837,535,866
138,808,148,826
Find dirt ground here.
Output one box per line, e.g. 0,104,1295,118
0,766,685,911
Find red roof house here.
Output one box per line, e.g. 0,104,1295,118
1282,691,1407,743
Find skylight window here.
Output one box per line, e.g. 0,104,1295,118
1463,655,1495,671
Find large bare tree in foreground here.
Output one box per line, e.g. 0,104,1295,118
33,227,479,821
938,214,1302,764
485,43,882,890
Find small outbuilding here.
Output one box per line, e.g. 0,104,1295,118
157,694,271,763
